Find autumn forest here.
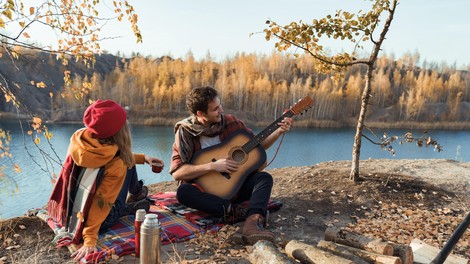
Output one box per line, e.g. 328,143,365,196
8,50,470,129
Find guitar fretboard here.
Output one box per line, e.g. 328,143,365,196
242,110,295,153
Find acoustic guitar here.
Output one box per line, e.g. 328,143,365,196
193,96,314,199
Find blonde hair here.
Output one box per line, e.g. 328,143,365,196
98,121,135,168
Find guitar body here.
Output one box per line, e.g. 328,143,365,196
193,130,267,199
190,95,314,200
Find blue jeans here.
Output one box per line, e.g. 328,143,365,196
176,171,273,219
99,166,141,232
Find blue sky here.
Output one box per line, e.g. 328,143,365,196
41,0,470,68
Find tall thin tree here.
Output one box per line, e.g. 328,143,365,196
263,0,398,180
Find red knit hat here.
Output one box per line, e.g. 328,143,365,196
83,100,127,138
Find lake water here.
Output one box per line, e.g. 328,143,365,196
1,120,469,219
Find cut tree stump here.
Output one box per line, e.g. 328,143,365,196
389,241,414,264
249,240,295,264
285,239,359,264
325,227,394,255
410,238,468,264
317,240,402,264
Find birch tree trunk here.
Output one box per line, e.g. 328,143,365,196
350,0,398,181
350,65,373,181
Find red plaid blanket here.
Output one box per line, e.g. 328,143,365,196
37,192,283,263
150,192,283,227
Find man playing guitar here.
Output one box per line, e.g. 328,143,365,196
169,86,292,245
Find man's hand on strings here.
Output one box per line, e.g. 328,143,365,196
211,158,240,173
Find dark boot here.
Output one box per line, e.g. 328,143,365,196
126,180,148,203
242,214,274,245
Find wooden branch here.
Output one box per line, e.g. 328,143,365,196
271,32,368,67
324,227,394,255
318,240,402,264
285,240,358,264
249,240,295,264
389,242,413,264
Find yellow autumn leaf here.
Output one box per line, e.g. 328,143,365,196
36,81,47,88
51,173,57,184
33,117,42,125
34,137,40,145
44,130,53,140
13,164,22,173
0,18,4,28
76,211,84,222
11,51,19,59
4,9,12,20
19,21,25,28
4,94,11,102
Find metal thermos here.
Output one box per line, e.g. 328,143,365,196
140,213,161,264
134,209,146,258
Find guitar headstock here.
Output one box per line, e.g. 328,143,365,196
290,96,314,115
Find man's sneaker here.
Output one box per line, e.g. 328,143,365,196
126,185,149,203
124,199,151,216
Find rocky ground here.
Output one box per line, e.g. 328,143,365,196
1,159,470,263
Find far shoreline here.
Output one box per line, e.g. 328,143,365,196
2,111,470,130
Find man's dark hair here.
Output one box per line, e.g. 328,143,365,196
186,86,218,115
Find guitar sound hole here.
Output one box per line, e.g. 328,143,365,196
231,149,246,163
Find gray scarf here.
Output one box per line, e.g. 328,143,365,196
174,114,226,163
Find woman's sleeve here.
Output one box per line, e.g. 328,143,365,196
134,153,146,165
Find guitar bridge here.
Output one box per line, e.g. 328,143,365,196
221,172,231,179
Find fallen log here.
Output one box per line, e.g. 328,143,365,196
317,240,402,264
325,227,394,255
249,240,295,264
285,239,359,264
389,242,413,264
315,240,370,264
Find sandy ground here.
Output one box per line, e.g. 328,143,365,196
1,158,469,263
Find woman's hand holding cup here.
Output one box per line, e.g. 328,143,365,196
144,155,164,173
151,162,164,173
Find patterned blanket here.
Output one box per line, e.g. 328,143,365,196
37,192,283,263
